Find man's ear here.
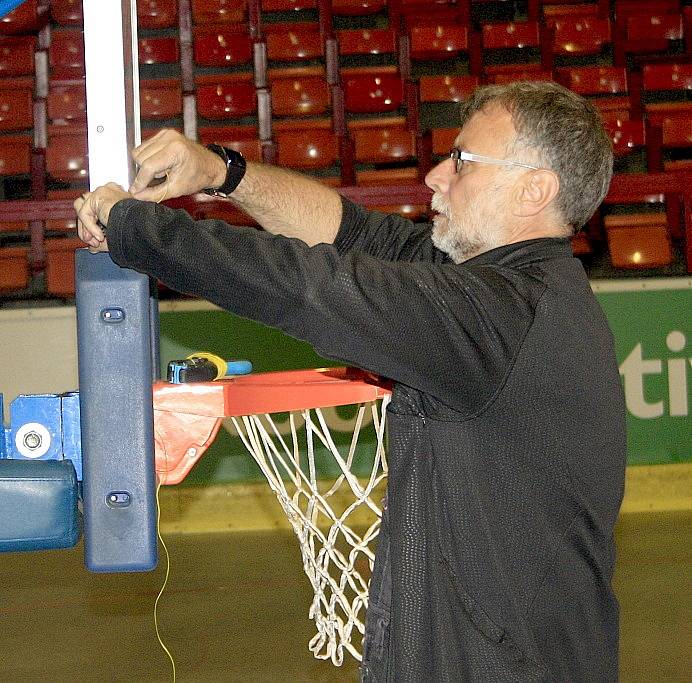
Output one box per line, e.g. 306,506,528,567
513,169,560,217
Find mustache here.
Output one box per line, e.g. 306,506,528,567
430,192,451,216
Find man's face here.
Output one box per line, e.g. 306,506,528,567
425,104,519,263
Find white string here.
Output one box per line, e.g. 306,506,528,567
230,395,390,665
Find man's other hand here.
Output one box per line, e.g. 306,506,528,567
74,182,131,252
129,129,226,201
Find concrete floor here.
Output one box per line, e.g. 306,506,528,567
0,511,689,682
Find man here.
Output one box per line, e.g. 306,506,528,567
76,81,626,682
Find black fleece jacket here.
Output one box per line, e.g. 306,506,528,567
107,196,626,682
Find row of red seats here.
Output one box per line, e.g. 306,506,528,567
1,170,690,298
0,62,685,180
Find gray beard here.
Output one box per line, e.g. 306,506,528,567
429,192,505,264
431,217,488,263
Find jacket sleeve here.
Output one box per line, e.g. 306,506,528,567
334,197,444,263
107,199,539,415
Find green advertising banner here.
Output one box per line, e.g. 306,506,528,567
593,278,691,466
159,277,691,485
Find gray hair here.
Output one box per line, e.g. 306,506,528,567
458,81,613,232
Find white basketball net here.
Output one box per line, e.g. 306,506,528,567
229,394,390,666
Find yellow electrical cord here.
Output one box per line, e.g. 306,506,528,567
154,443,176,682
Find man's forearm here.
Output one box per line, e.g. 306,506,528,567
227,162,343,246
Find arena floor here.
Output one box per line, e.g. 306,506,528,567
0,510,689,682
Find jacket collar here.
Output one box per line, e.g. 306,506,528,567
464,237,573,269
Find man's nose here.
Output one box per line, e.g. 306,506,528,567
424,157,454,195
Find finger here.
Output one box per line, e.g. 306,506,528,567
76,194,105,242
131,128,170,163
130,151,178,198
130,148,177,196
77,220,102,248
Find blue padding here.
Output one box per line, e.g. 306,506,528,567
76,250,158,572
0,459,80,553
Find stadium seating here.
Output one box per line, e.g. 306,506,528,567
341,66,404,113
193,25,253,67
196,74,257,119
0,36,36,77
1,0,692,301
50,0,83,26
265,23,323,62
191,0,246,24
0,85,33,132
138,0,179,29
139,37,180,65
604,213,673,268
0,246,30,292
0,0,47,35
269,66,330,118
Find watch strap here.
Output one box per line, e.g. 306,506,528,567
204,144,247,197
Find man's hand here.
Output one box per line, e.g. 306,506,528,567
74,182,131,252
129,129,227,201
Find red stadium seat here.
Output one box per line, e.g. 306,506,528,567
193,25,253,67
556,66,635,118
140,79,183,120
642,62,692,92
47,81,86,123
355,165,419,186
528,0,609,20
197,125,262,160
624,12,683,41
570,231,593,256
137,0,178,29
481,21,551,77
265,23,323,62
341,66,404,113
191,0,246,23
0,0,47,35
604,117,646,156
45,188,79,232
409,23,469,61
0,246,30,292
400,0,459,11
487,70,554,84
336,29,397,56
645,104,692,171
0,219,28,232
0,85,33,131
0,37,35,78
262,0,316,11
614,0,681,19
349,117,416,164
418,74,479,102
139,37,180,65
45,237,84,297
0,133,31,175
49,29,85,78
332,0,386,16
196,74,256,119
482,21,541,50
274,120,339,170
549,17,611,57
50,0,83,26
604,214,673,268
269,67,330,118
46,128,88,181
431,127,458,155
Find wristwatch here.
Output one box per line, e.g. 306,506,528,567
203,144,247,198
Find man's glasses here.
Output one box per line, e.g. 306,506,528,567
449,147,539,174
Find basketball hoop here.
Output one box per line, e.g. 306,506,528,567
153,368,392,665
